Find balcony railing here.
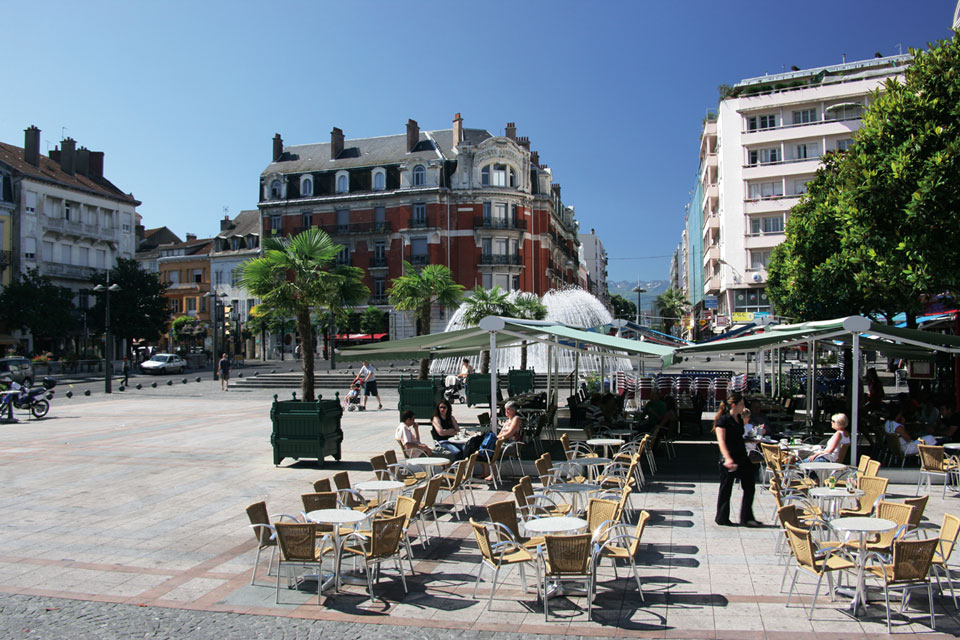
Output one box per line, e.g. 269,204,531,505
39,261,104,281
479,253,522,266
369,256,388,268
42,216,118,241
409,254,429,266
473,217,527,231
407,217,430,229
369,295,388,305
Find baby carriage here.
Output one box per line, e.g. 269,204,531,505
444,374,465,404
345,382,364,411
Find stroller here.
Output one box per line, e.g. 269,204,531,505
345,382,364,411
444,374,465,404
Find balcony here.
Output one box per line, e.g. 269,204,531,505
473,217,527,231
369,256,388,268
407,217,430,229
320,221,392,235
703,245,719,266
39,260,103,281
409,254,429,266
42,216,118,241
702,215,719,233
704,275,721,294
369,295,388,305
479,253,522,266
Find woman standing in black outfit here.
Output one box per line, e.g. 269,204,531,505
714,391,761,527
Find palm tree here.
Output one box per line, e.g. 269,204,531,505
655,288,690,336
511,292,548,370
315,264,370,370
239,228,365,401
461,286,514,373
388,262,464,378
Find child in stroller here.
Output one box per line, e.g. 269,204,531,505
444,374,465,404
345,382,363,411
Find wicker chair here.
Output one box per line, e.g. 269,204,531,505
775,504,834,590
419,475,444,541
469,518,539,610
902,495,929,535
838,476,888,517
370,454,390,480
438,455,471,519
844,501,915,557
338,514,408,599
477,438,505,488
517,475,571,517
273,522,335,604
486,499,544,550
783,522,856,619
931,513,960,609
560,433,573,461
245,501,300,586
541,533,595,621
535,455,563,487
332,471,351,491
592,510,650,600
917,444,959,498
837,455,871,487
312,478,332,493
301,491,338,514
586,498,620,545
884,432,918,467
863,537,939,632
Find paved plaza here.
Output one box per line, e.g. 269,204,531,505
0,378,958,638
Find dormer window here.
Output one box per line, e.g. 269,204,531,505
373,168,386,191
301,176,313,197
481,163,516,187
231,237,241,250
336,171,349,193
270,180,282,199
412,165,426,186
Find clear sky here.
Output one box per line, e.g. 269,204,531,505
3,1,955,284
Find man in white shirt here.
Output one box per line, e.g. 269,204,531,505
395,410,431,457
357,360,382,410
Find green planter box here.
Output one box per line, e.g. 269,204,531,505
397,377,443,420
465,373,499,407
270,393,343,466
507,369,536,397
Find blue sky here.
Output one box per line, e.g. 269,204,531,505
4,1,955,283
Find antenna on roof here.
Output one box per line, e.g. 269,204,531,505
223,205,229,217
896,43,902,55
61,126,67,140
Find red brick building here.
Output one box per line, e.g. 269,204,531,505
258,115,581,336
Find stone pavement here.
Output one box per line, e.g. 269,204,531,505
0,382,958,638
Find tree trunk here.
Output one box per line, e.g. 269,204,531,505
296,307,315,401
417,304,432,380
520,340,528,370
480,349,490,374
419,356,431,380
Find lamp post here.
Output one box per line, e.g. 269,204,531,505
631,283,646,326
93,278,121,394
204,291,227,379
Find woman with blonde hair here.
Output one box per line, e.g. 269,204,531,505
713,391,761,527
807,414,850,463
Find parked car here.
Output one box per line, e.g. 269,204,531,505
0,357,34,386
140,353,186,375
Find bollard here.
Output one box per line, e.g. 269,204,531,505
151,382,158,388
65,391,73,399
271,369,276,374
238,372,243,378
118,386,125,392
195,377,201,383
136,384,142,390
182,378,187,384
84,389,91,396
166,380,173,386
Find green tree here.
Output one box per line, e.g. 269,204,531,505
314,264,370,369
460,286,513,373
511,292,548,370
239,227,363,401
89,258,169,351
0,268,75,352
360,305,388,335
169,315,196,345
387,262,464,378
655,288,690,335
610,294,636,322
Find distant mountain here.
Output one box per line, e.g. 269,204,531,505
607,279,669,310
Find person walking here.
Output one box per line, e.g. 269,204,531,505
217,353,230,391
714,391,761,527
121,357,130,386
357,360,382,410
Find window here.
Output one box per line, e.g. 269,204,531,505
481,166,490,186
793,142,819,160
748,181,783,199
231,237,241,250
374,278,385,298
412,165,426,186
193,269,203,284
122,213,132,232
750,250,773,269
170,299,181,313
793,179,809,195
792,108,817,125
336,209,349,232
495,238,508,255
492,164,507,187
413,203,426,225
373,169,386,191
78,247,89,266
748,147,781,165
374,242,386,262
186,297,197,312
231,268,240,287
96,249,106,268
301,176,313,197
45,197,59,218
61,245,72,264
167,270,179,284
64,202,73,221
836,138,855,152
411,236,428,258
23,238,36,260
246,299,256,317
482,273,492,288
200,297,207,313
512,275,520,291
215,270,223,285
302,213,312,229
746,114,777,131
825,103,863,121
374,206,385,223
493,203,507,225
102,210,113,228
482,202,491,222
270,215,281,233
481,237,492,255
270,180,282,199
337,245,350,265
733,289,771,313
750,216,784,235
336,173,349,193
42,241,54,261
24,191,37,214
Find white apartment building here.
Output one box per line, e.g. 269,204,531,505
577,228,610,306
698,54,911,330
209,209,260,357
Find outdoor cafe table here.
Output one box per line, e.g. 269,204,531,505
586,438,625,458
403,456,451,476
354,480,405,504
523,515,589,536
798,461,847,485
809,487,864,520
545,482,601,515
556,457,611,481
303,508,370,591
830,516,897,615
606,429,635,438
944,443,960,453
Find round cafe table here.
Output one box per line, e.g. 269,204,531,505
354,480,405,505
799,461,846,485
403,456,451,477
556,457,611,481
944,443,960,453
523,515,588,536
830,517,897,615
303,508,370,591
809,487,863,521
586,438,625,459
545,482,601,515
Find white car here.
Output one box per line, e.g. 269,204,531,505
140,354,186,375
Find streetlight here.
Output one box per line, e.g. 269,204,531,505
204,291,227,380
93,279,121,394
631,283,646,326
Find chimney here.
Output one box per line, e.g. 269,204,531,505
530,151,540,167
49,147,61,163
516,136,530,148
186,233,197,242
452,113,463,150
272,133,283,162
76,147,90,176
505,122,517,140
220,215,232,231
330,127,344,159
23,126,40,167
60,137,77,175
552,183,562,199
406,119,419,152
88,151,104,178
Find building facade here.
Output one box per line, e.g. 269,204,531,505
258,115,581,337
695,55,910,331
577,228,610,307
156,235,212,350
0,126,140,351
209,210,260,357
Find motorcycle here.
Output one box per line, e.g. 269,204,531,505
1,376,55,418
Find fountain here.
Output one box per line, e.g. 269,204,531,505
430,287,634,375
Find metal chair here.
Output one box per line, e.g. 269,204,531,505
273,522,335,604
783,522,856,619
245,501,299,586
312,478,332,493
338,514,408,600
917,444,959,498
931,513,960,609
469,518,539,610
540,533,595,621
592,510,650,600
863,537,940,632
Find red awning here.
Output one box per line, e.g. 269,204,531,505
335,333,387,340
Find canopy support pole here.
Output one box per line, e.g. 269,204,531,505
553,336,560,407
851,332,862,463
600,355,605,394
759,349,766,396
773,348,779,398
546,341,553,405
489,331,497,416
807,341,814,426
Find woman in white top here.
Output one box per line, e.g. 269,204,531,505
808,413,850,463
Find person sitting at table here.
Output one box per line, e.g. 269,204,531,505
883,402,932,455
864,368,885,411
916,391,940,431
636,388,667,432
477,401,523,482
430,400,465,459
807,413,850,463
584,393,613,432
937,398,960,442
395,410,432,457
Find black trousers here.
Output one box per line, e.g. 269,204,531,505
716,459,756,524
